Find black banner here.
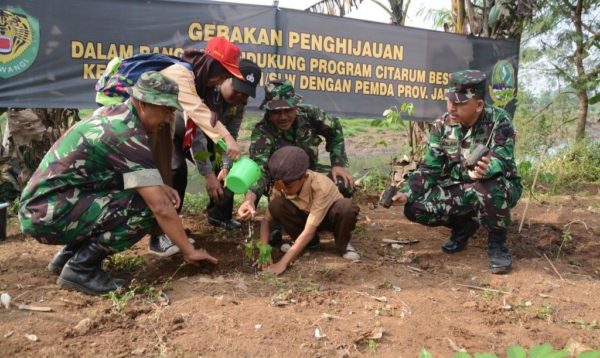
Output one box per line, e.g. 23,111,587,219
0,0,519,120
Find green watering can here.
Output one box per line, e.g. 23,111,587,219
217,140,263,194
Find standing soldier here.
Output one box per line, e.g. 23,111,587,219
388,70,522,274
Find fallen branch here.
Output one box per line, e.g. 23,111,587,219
543,253,565,281
456,284,510,295
563,219,589,232
17,304,53,312
519,147,546,233
382,238,419,245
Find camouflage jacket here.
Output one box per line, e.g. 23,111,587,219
401,104,520,203
19,104,162,233
248,103,348,196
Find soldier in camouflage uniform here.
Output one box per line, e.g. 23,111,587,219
19,72,218,296
390,70,522,274
237,79,354,227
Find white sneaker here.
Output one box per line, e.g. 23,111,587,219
148,234,195,258
342,243,360,261
280,242,292,253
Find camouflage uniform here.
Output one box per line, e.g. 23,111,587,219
19,72,182,252
249,80,349,198
402,70,522,232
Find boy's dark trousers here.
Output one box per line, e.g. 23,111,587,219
268,196,359,254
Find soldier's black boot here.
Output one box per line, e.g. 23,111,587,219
47,241,84,275
441,218,480,253
57,242,126,296
488,229,512,274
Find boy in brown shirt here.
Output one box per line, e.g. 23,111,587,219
256,146,360,275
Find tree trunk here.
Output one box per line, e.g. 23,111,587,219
572,0,588,141
575,91,588,141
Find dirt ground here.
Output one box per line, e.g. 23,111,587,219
1,186,599,357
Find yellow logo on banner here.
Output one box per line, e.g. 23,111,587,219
0,7,39,78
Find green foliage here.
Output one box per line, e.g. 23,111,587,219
420,348,434,358
181,192,209,215
257,242,272,264
521,0,600,140
257,271,285,287
452,353,472,358
105,253,146,271
421,343,599,358
537,140,600,192
106,288,136,312
367,338,378,353
517,139,600,194
244,239,273,265
415,6,452,30
507,345,527,358
371,103,415,130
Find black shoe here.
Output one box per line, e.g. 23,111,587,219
57,242,126,296
441,219,480,253
488,230,512,274
47,241,84,275
208,217,242,231
268,229,283,247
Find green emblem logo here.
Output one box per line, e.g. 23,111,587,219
488,60,516,107
0,7,40,79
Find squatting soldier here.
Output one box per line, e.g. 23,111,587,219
389,70,522,274
19,72,218,296
236,79,354,248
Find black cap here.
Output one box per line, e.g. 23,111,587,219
232,59,261,98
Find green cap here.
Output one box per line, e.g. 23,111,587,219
127,71,183,111
445,70,486,103
260,78,302,110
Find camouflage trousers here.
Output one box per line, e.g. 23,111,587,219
22,190,156,252
403,177,522,231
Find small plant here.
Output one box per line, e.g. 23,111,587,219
535,303,555,320
367,339,378,354
106,253,145,271
244,240,273,265
106,288,136,312
556,229,573,258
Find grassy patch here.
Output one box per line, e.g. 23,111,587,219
105,253,146,271
257,271,286,287
519,140,600,194
291,273,319,292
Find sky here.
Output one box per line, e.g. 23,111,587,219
210,0,450,29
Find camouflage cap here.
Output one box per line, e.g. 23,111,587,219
127,71,183,111
260,78,302,110
445,70,486,103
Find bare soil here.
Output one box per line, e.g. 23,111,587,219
2,122,600,357
1,188,599,357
